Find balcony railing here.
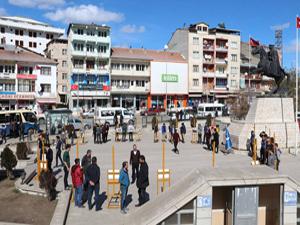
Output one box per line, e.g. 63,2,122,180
203,59,214,64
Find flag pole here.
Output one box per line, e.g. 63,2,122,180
296,15,299,155
249,34,251,90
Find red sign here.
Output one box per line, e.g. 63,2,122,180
297,17,300,28
17,74,37,80
71,84,78,90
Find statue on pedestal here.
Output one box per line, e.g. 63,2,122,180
251,44,289,94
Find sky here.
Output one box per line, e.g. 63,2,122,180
0,0,300,68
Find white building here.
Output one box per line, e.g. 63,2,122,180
0,44,57,111
0,16,64,55
67,23,111,110
168,22,241,104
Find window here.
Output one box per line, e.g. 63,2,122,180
62,85,67,92
231,41,238,49
1,65,15,74
20,41,23,46
136,64,145,71
0,27,4,33
111,63,120,70
216,78,227,87
18,66,33,74
86,44,95,52
193,79,199,86
15,29,19,35
0,83,15,92
86,60,95,70
231,80,237,87
40,84,51,93
18,80,35,92
73,42,84,51
29,31,37,37
46,33,53,39
98,31,107,37
75,29,84,35
29,42,37,48
62,49,67,55
62,61,67,67
197,26,202,31
29,42,32,47
136,80,145,87
40,67,51,76
193,65,199,73
86,30,95,36
62,73,68,80
203,26,208,31
193,51,200,59
33,42,37,48
15,40,19,46
193,37,199,45
231,54,237,62
73,59,83,69
121,64,130,71
98,45,107,53
217,66,225,74
231,66,238,74
20,30,23,36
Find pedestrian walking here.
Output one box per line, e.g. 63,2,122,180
260,132,267,164
63,144,71,190
46,144,53,172
203,123,208,144
249,130,255,157
93,125,97,144
119,161,130,214
274,143,282,171
104,123,109,143
114,114,118,128
120,114,124,126
122,123,127,142
180,123,186,143
172,129,181,154
197,123,202,144
161,123,167,142
130,144,140,184
71,158,84,207
152,116,158,131
136,155,149,207
55,136,63,167
86,157,101,211
128,123,134,142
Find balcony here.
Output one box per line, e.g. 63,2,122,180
70,33,111,44
215,72,227,78
202,71,215,78
203,59,214,64
111,84,150,94
215,58,227,64
0,72,16,79
215,46,228,52
111,68,150,77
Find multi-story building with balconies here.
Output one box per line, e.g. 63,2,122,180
0,16,64,55
167,22,241,104
45,37,69,104
111,47,188,111
67,23,111,110
0,44,57,111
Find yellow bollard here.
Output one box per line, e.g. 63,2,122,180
212,141,216,168
112,145,115,194
162,142,165,193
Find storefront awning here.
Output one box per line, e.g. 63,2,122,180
36,98,57,104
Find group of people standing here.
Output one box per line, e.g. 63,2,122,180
93,123,109,144
68,144,149,214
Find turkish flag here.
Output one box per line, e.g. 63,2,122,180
249,37,260,47
297,17,300,28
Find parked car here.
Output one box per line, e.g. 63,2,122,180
68,117,91,131
140,107,166,116
83,108,95,118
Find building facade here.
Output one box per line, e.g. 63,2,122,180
45,37,69,104
110,48,188,110
0,16,64,55
67,23,111,110
0,45,57,111
168,22,241,104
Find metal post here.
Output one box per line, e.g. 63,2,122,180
165,63,168,110
212,141,216,168
112,145,115,194
296,18,299,155
162,142,165,192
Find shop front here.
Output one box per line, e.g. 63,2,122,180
150,61,188,110
112,94,147,111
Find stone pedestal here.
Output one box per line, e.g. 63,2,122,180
229,97,300,152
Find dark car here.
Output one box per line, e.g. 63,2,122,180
140,107,166,116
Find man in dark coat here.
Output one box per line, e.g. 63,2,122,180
129,144,140,184
136,155,149,207
211,128,219,153
46,144,53,172
86,156,101,211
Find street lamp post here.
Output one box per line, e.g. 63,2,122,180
164,45,168,110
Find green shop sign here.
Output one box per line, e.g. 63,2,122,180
161,74,178,83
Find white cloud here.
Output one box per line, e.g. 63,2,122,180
8,0,65,9
44,4,124,24
0,8,7,16
120,24,146,33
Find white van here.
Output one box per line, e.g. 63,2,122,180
94,107,135,125
197,103,224,118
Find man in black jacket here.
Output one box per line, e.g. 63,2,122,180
46,144,53,172
86,156,101,211
136,155,149,207
129,144,140,184
81,149,92,191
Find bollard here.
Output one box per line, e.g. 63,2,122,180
162,142,165,192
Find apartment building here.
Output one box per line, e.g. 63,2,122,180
110,48,188,110
168,22,241,104
67,23,111,110
45,37,69,104
0,45,57,111
0,16,64,55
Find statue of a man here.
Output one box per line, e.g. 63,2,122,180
268,45,281,76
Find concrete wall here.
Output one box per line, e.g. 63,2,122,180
196,187,212,225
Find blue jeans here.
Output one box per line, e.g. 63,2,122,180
120,185,128,210
75,185,83,207
88,183,100,210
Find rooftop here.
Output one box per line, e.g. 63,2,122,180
0,45,57,64
111,47,186,63
67,23,110,35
